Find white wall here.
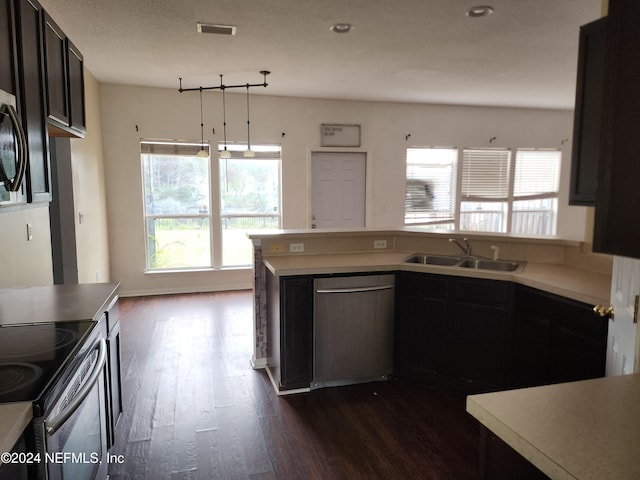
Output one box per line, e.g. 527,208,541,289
70,70,111,284
100,84,587,295
0,205,53,287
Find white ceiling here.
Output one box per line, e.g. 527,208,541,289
38,0,602,109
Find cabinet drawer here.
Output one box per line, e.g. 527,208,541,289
396,271,448,299
450,277,511,306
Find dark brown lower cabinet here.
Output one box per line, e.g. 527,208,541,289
394,272,447,384
266,272,313,391
395,272,513,394
479,426,549,480
395,272,607,395
0,435,29,480
512,285,607,388
447,278,512,393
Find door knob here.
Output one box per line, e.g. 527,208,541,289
593,304,615,320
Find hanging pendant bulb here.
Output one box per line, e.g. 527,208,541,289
219,81,231,159
243,84,255,158
196,87,208,158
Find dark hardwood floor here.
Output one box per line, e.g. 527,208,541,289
108,291,480,480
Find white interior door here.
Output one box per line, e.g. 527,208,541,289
606,256,640,376
311,152,366,229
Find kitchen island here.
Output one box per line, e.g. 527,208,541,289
249,229,612,394
467,373,640,479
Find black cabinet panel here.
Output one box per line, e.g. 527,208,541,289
479,426,550,480
395,272,512,393
0,0,17,95
448,301,510,391
66,39,85,134
395,273,447,382
569,17,607,206
450,277,511,305
42,11,68,126
15,0,50,203
266,272,313,391
512,285,607,388
280,276,313,389
593,0,640,257
394,272,448,383
396,273,606,395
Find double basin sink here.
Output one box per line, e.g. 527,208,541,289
405,253,523,272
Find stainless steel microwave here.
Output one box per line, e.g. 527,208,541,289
0,88,27,206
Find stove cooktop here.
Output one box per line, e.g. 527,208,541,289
0,321,95,403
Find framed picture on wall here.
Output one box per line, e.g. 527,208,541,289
321,124,361,147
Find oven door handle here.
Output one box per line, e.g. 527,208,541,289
45,338,107,435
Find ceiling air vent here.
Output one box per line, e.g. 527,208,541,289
197,23,237,36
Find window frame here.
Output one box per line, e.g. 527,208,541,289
141,140,282,272
141,140,213,272
216,143,283,267
404,146,561,236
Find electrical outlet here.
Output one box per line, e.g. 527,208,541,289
290,243,304,253
373,239,387,249
270,244,285,253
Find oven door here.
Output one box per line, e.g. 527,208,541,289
33,338,108,480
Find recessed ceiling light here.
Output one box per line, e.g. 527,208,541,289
330,23,353,33
466,5,494,18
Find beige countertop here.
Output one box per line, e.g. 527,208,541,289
262,251,611,305
467,374,640,480
0,402,32,462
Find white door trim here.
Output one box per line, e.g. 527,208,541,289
307,147,372,229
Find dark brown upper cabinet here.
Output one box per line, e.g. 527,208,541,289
42,9,85,137
593,0,640,258
1,0,18,96
15,0,51,203
569,17,606,206
66,39,85,134
43,12,69,127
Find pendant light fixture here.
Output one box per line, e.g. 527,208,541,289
243,84,255,158
196,87,208,157
219,78,231,159
178,71,270,158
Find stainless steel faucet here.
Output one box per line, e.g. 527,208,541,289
449,237,472,257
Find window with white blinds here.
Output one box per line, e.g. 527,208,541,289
461,149,511,199
404,147,457,228
405,146,561,236
513,149,560,197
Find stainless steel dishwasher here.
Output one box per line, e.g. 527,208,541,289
312,274,394,389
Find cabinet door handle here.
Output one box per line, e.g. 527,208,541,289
634,295,639,324
593,304,615,320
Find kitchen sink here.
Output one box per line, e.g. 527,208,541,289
457,258,521,272
405,253,523,272
404,254,462,266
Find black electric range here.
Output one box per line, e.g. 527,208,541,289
0,321,96,409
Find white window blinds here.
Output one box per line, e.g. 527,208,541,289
461,149,511,199
141,140,209,156
405,147,457,225
513,149,561,197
